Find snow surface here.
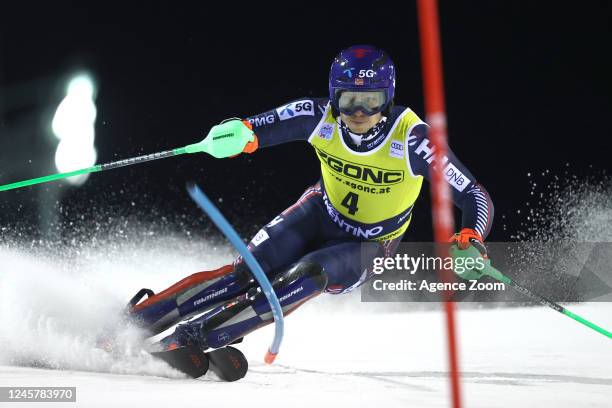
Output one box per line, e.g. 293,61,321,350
1,239,611,408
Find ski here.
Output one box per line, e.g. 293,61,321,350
207,346,248,382
150,345,248,381
151,345,210,379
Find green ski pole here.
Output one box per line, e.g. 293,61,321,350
451,245,612,340
0,119,255,192
0,149,184,192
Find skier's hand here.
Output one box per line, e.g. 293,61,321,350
203,118,259,158
450,228,487,257
449,228,489,281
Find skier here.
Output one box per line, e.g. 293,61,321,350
127,45,494,355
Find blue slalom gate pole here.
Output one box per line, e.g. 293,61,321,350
186,183,284,364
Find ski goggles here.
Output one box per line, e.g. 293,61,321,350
334,90,388,115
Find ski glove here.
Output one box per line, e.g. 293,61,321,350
201,118,259,158
450,228,487,256
449,228,489,281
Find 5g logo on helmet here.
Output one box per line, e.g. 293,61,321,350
358,69,375,78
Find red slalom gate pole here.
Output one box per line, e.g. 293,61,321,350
417,1,462,407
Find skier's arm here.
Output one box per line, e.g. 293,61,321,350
245,98,328,148
200,98,327,159
406,124,494,239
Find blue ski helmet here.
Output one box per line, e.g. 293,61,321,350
329,45,395,116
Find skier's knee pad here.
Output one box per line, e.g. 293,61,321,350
269,261,328,316
273,261,328,295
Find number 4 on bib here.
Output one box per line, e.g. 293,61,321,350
341,192,359,215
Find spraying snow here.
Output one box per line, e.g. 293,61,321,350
514,171,612,242
0,234,234,377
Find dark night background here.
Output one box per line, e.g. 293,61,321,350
0,1,610,244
